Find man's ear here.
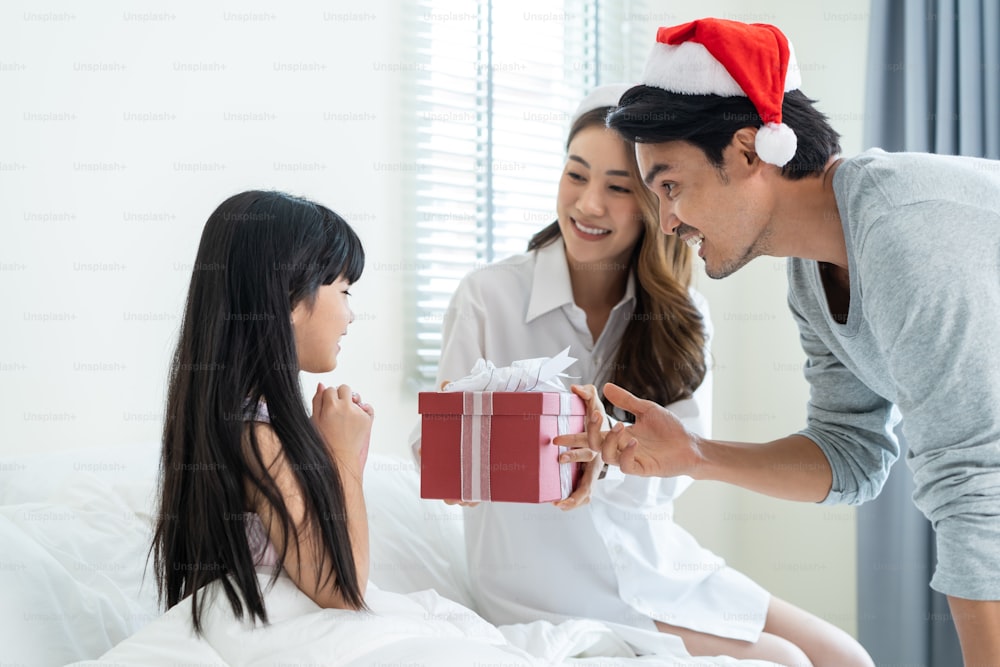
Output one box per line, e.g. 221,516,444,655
732,127,760,167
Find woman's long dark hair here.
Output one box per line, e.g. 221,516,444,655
529,108,706,414
152,190,365,632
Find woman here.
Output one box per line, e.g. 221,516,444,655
422,86,873,666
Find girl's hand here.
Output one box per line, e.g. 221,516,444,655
311,382,374,472
553,383,605,511
349,388,376,419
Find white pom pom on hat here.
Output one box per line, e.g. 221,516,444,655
640,18,802,167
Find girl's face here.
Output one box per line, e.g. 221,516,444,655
291,275,354,373
556,125,645,269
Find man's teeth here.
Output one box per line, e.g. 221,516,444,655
574,219,610,235
685,234,704,249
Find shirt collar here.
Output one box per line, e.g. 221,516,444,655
525,237,636,323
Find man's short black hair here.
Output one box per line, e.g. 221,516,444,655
607,85,842,180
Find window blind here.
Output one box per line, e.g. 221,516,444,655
409,0,647,387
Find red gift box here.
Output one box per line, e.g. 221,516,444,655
419,391,586,503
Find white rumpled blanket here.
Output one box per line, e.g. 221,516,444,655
3,444,775,667
69,575,776,666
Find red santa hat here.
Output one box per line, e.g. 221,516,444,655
641,18,802,167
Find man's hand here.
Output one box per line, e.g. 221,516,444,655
552,382,702,478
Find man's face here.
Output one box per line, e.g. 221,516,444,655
635,137,774,279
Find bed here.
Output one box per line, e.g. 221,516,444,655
0,442,776,666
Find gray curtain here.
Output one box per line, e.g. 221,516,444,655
859,0,999,664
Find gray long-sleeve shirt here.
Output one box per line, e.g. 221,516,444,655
787,148,1000,524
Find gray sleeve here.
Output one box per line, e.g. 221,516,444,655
787,291,900,506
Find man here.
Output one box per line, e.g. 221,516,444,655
555,18,1000,666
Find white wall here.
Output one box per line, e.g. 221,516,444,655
0,0,419,464
0,0,872,640
641,0,872,637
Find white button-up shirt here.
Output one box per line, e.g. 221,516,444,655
423,238,768,641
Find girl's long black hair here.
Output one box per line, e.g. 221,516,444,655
152,190,365,632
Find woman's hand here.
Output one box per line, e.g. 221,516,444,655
552,383,605,511
443,499,480,507
311,382,374,472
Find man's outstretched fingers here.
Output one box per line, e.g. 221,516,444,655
617,438,641,475
552,432,591,448
603,382,649,415
590,426,613,464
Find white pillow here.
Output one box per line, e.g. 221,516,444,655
364,454,476,610
0,446,475,664
0,443,162,666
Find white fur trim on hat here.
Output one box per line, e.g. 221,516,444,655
643,41,800,96
783,43,802,90
642,42,745,96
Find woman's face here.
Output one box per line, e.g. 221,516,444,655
556,125,645,270
291,275,354,373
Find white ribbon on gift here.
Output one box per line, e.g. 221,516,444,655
446,348,579,502
557,392,574,498
461,392,492,502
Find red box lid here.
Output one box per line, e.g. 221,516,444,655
418,391,584,416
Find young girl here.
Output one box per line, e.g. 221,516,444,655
421,87,873,666
152,190,374,632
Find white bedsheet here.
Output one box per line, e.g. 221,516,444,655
0,443,776,667
69,576,772,667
